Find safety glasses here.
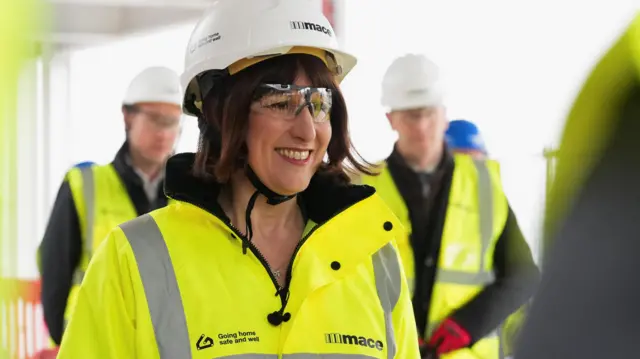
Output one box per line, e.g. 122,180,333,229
136,108,181,131
251,84,333,123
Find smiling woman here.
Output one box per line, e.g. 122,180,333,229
195,54,372,189
57,1,421,358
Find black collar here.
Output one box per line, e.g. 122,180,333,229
111,141,143,186
387,143,453,174
109,141,168,214
163,153,376,225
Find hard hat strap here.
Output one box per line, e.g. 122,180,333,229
242,166,296,254
245,166,296,206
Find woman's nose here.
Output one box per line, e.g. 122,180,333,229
290,106,317,141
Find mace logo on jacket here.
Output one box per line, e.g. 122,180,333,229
325,332,384,351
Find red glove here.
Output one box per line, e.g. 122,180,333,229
427,318,471,355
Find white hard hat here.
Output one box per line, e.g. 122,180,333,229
123,66,182,107
180,0,357,117
381,54,445,111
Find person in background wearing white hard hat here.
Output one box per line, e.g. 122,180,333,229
445,119,487,159
357,54,539,358
57,1,420,358
38,66,182,346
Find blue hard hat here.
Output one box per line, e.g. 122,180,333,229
445,119,486,152
73,161,96,169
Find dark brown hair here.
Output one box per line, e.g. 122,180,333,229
193,53,376,184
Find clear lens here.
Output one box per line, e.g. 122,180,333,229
138,109,181,131
251,84,333,123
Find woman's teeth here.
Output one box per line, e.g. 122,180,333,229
277,149,310,160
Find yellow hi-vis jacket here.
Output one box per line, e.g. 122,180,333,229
359,154,509,359
57,195,421,358
63,164,139,322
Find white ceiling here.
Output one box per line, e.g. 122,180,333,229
43,0,212,48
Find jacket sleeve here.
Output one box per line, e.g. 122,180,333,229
57,228,139,358
38,180,82,345
390,240,422,359
450,204,541,343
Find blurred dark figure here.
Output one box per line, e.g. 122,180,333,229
515,13,640,359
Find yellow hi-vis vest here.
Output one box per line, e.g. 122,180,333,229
64,164,138,321
359,154,509,359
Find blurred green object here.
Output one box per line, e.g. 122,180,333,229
1,0,48,355
501,304,529,356
1,0,45,278
514,11,640,359
545,11,640,243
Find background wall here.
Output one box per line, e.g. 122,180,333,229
14,1,639,278
340,0,638,261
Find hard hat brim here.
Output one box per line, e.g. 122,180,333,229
181,44,356,117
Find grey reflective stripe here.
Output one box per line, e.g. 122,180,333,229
283,354,378,359
213,355,277,359
433,159,495,286
79,166,95,254
473,159,493,273
120,214,191,359
436,269,495,285
72,166,95,286
372,242,401,359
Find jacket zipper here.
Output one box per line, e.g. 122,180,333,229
229,216,322,298
225,220,282,291
281,225,320,293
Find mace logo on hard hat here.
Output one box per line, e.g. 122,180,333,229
290,21,332,37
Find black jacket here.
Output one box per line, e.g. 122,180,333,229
385,146,540,343
38,142,168,345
